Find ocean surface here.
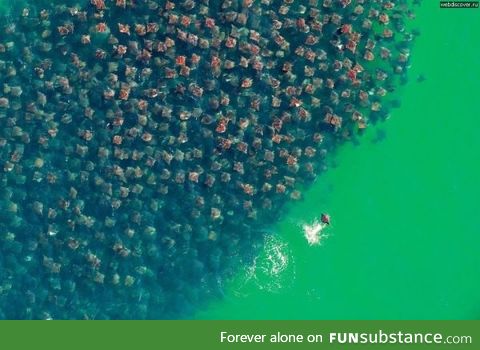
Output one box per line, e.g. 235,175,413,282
0,0,477,319
196,3,480,319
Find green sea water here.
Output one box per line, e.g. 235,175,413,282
196,3,480,320
0,0,476,320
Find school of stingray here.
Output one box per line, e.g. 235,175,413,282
0,0,416,318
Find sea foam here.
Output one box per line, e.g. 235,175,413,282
302,219,328,246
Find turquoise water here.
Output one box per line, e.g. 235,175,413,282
0,0,476,320
196,3,480,320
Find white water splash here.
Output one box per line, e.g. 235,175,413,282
302,219,329,246
260,235,289,276
233,234,295,295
